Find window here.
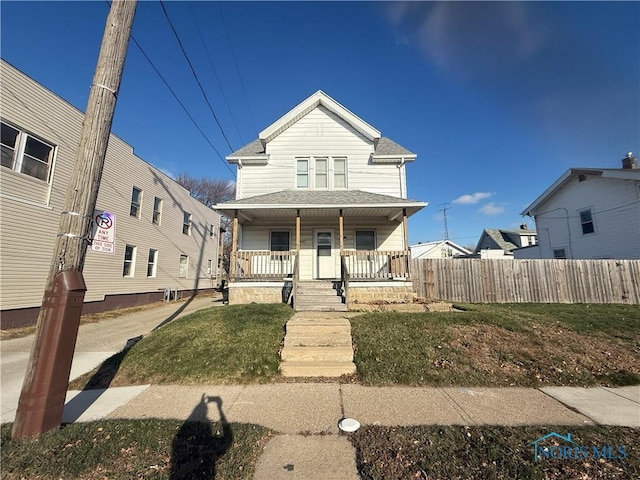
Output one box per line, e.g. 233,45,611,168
130,187,142,218
355,230,375,251
210,224,215,238
207,259,213,276
553,248,566,259
579,209,595,235
296,159,308,188
315,157,328,188
147,249,158,277
179,254,189,278
334,158,346,188
123,245,136,277
183,212,192,235
152,197,162,225
270,231,290,251
1,121,54,181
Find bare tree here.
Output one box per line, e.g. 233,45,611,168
175,173,235,207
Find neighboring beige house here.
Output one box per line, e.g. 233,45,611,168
0,60,220,328
518,154,640,259
410,240,471,259
472,226,538,259
214,90,427,310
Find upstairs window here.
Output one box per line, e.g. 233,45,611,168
355,230,375,251
152,197,162,225
315,157,328,188
334,158,347,188
296,159,309,188
183,212,192,235
579,209,595,235
130,187,142,218
123,244,137,277
147,249,158,277
1,121,54,182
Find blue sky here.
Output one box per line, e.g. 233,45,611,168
2,1,638,247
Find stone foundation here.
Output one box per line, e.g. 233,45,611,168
228,283,290,305
348,284,414,306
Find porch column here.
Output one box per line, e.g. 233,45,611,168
231,209,238,278
339,209,344,253
403,208,409,277
296,209,301,254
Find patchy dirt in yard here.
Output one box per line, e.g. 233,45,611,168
447,323,640,387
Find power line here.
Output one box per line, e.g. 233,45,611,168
533,199,640,219
187,2,245,146
159,0,235,153
218,3,259,137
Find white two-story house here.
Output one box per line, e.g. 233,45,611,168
214,91,427,309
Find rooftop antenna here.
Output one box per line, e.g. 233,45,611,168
438,202,451,240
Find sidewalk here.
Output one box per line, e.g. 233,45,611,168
60,383,639,479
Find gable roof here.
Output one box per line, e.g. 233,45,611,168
410,240,471,259
522,167,640,216
475,228,536,253
259,90,380,143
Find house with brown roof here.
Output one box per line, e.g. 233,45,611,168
214,90,427,310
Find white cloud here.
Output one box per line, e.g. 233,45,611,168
452,192,493,205
479,202,506,216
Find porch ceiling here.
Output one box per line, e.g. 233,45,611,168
216,206,423,221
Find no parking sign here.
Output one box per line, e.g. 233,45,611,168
90,210,116,254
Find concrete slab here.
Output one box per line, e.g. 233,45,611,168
341,385,471,425
541,386,640,427
63,385,150,423
253,434,359,480
601,385,640,404
108,385,245,421
227,384,342,434
443,387,594,426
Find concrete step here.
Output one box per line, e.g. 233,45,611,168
284,334,352,347
281,346,354,362
296,294,344,302
287,317,351,327
286,325,352,336
280,361,357,377
295,304,348,312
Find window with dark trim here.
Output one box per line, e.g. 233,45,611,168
270,231,290,251
355,230,375,251
553,248,566,259
579,209,595,235
1,121,54,182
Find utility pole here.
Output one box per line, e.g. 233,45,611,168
438,202,451,241
12,0,137,440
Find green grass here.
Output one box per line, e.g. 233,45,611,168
71,303,294,389
349,425,640,480
1,420,270,480
351,303,640,387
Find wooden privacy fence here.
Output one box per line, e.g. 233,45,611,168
413,259,640,304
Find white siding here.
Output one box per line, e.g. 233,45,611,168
0,60,220,311
532,176,640,259
237,106,403,199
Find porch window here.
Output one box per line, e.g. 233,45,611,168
334,158,346,188
296,159,309,188
270,231,290,251
315,158,328,188
355,230,375,251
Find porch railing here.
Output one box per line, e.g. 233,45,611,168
340,254,350,305
232,250,296,280
341,250,411,279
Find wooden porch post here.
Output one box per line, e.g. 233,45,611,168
231,209,238,278
403,208,410,277
296,209,301,254
339,208,344,253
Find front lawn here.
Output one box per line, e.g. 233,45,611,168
1,420,270,480
349,425,640,480
351,303,640,387
71,303,294,389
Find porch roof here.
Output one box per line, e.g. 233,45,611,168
214,190,428,221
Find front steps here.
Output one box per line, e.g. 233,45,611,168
294,280,347,312
280,313,356,377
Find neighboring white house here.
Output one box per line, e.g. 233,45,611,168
518,154,640,259
0,60,221,328
410,240,471,259
472,226,538,259
214,90,427,308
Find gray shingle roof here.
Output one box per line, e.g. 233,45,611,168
216,189,424,207
374,137,415,156
227,139,265,157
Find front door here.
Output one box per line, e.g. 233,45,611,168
315,230,335,279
